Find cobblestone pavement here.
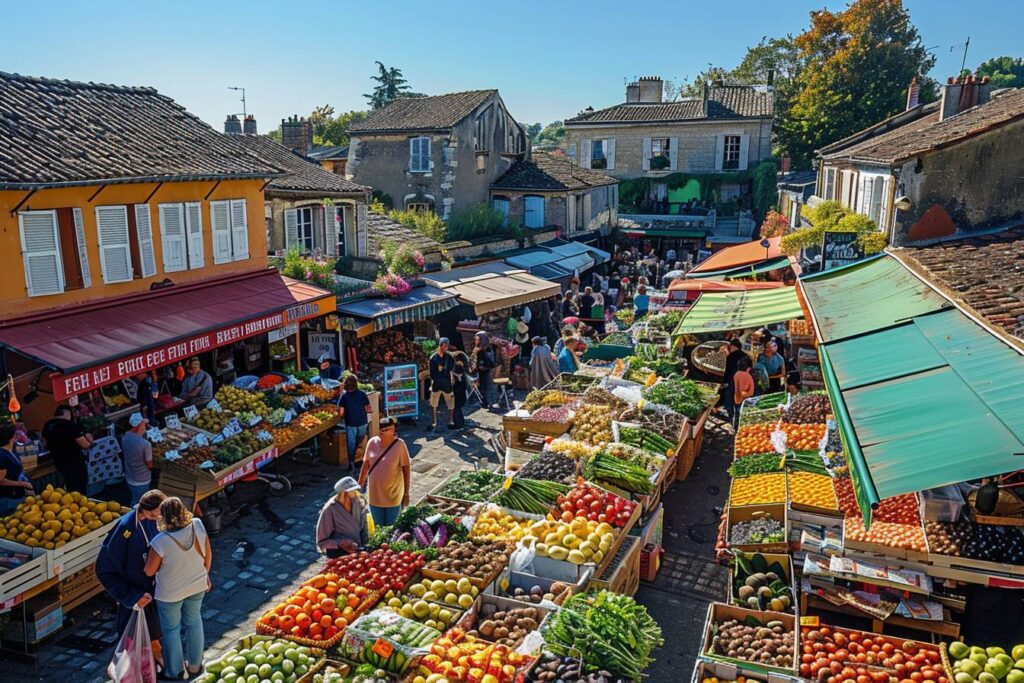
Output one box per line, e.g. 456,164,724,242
4,405,733,682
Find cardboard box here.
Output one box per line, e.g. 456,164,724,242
728,503,788,554
3,589,63,643
700,602,798,676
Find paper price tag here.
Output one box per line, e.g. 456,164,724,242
207,399,222,412
286,375,299,385
164,414,181,430
146,427,164,443
295,397,308,410
248,414,263,427
283,409,295,424
212,433,225,444
165,450,180,461
191,433,208,447
183,405,199,421
199,460,216,470
227,418,242,434
256,430,273,442
371,638,394,660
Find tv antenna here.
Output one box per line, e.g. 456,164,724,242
950,37,970,75
228,86,247,117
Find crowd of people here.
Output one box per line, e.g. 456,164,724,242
719,328,802,427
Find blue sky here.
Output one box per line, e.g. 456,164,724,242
4,0,1020,131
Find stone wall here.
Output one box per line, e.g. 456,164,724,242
443,227,559,262
493,186,617,236
565,119,773,179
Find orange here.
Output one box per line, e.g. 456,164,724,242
308,623,322,637
320,598,336,613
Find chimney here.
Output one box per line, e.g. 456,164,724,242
906,76,920,110
781,153,791,174
281,115,313,154
939,75,992,121
626,81,640,102
637,76,663,103
242,114,257,135
224,114,242,135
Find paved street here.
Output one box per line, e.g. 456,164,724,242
6,406,733,682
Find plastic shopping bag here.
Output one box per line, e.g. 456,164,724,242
108,605,156,683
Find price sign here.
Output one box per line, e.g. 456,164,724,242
199,460,216,470
256,430,273,442
371,638,394,660
211,433,225,444
164,414,181,430
283,409,295,424
146,427,164,443
207,399,222,412
248,414,263,427
227,418,242,434
191,433,208,447
286,375,299,385
165,450,180,461
183,405,199,421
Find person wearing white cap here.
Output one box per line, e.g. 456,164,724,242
123,413,154,505
318,352,343,381
316,476,369,558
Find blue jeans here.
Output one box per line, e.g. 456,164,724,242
370,505,401,527
157,591,205,678
128,481,150,506
0,496,23,516
345,425,367,468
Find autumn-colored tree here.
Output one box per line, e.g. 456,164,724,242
760,210,790,238
781,0,936,167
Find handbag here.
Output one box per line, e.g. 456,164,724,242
108,606,156,683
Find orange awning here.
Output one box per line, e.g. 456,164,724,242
689,236,783,274
667,279,785,293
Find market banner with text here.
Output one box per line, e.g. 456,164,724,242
50,297,334,401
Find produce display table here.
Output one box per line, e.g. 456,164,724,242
801,593,961,641
156,444,279,505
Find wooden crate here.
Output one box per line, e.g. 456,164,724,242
0,539,49,603
590,535,641,595
727,552,796,614
727,503,788,554
691,659,773,683
502,413,573,438
47,515,119,580
57,565,103,612
700,602,799,676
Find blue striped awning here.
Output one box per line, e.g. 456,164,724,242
337,285,459,332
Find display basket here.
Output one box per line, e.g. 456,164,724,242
727,551,797,615
690,340,733,378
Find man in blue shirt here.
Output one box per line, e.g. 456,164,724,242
427,338,456,432
336,374,372,473
558,337,581,373
96,489,165,658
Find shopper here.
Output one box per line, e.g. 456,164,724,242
529,336,559,389
558,337,581,373
553,326,574,356
471,331,497,410
145,497,212,682
732,357,756,428
756,340,786,393
559,292,577,320
318,353,344,381
720,339,747,423
633,285,650,319
427,338,456,432
316,476,369,558
358,418,411,527
122,413,154,505
0,423,33,516
336,374,372,473
96,490,166,669
135,372,158,422
42,405,93,495
179,358,213,406
579,287,595,319
450,351,470,430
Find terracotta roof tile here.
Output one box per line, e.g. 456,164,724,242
0,71,279,188
348,90,497,133
491,151,617,191
565,86,774,125
231,135,368,195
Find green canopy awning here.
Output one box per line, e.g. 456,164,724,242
672,286,804,334
621,227,707,239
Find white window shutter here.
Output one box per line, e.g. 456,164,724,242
580,139,591,169
738,134,750,171
642,138,652,171
714,135,725,171
185,202,205,268
134,205,158,278
606,139,616,170
158,203,187,272
356,203,368,257
72,208,91,288
210,200,232,264
19,210,64,296
567,196,576,232
230,199,249,260
583,192,592,227
284,208,299,249
324,206,337,256
95,205,133,283
669,137,679,171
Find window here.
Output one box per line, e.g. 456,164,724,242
524,196,545,228
409,136,431,173
649,137,671,170
722,135,741,170
865,176,887,226
95,204,156,282
824,168,837,200
492,197,510,227
328,205,346,256
406,202,431,213
590,140,607,169
289,207,314,251
210,199,250,262
18,209,92,296
567,143,577,160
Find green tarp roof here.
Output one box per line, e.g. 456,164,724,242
806,256,1024,524
800,255,950,342
673,286,804,334
621,227,707,239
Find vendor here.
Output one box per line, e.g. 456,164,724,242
179,357,213,406
135,371,158,421
318,353,343,382
755,340,786,393
0,423,33,516
316,476,369,558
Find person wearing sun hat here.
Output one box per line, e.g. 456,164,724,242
316,476,369,558
122,412,154,505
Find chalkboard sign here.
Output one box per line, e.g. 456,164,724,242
822,231,865,271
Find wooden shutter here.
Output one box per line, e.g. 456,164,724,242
641,138,652,171
583,192,592,227
210,201,232,263
185,202,205,268
356,203,368,257
324,206,337,256
606,139,616,170
158,203,187,272
284,208,299,249
134,205,157,278
669,137,679,171
95,205,133,283
580,139,591,169
19,210,64,296
72,208,91,288
738,134,750,171
230,199,249,260
525,196,545,228
714,135,725,171
566,196,576,233
567,143,577,161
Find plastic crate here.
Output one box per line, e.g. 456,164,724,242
921,484,966,522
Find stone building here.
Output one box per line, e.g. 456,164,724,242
815,76,1024,246
490,151,618,239
346,90,528,219
563,77,774,213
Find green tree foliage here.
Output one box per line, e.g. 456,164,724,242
525,123,544,144
974,56,1024,88
447,203,509,241
783,0,936,167
308,105,371,147
537,121,566,147
781,200,885,255
364,61,413,110
370,201,447,243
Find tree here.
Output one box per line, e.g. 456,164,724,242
364,61,413,110
536,121,565,147
308,105,371,147
782,0,936,168
974,56,1024,88
525,123,544,144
